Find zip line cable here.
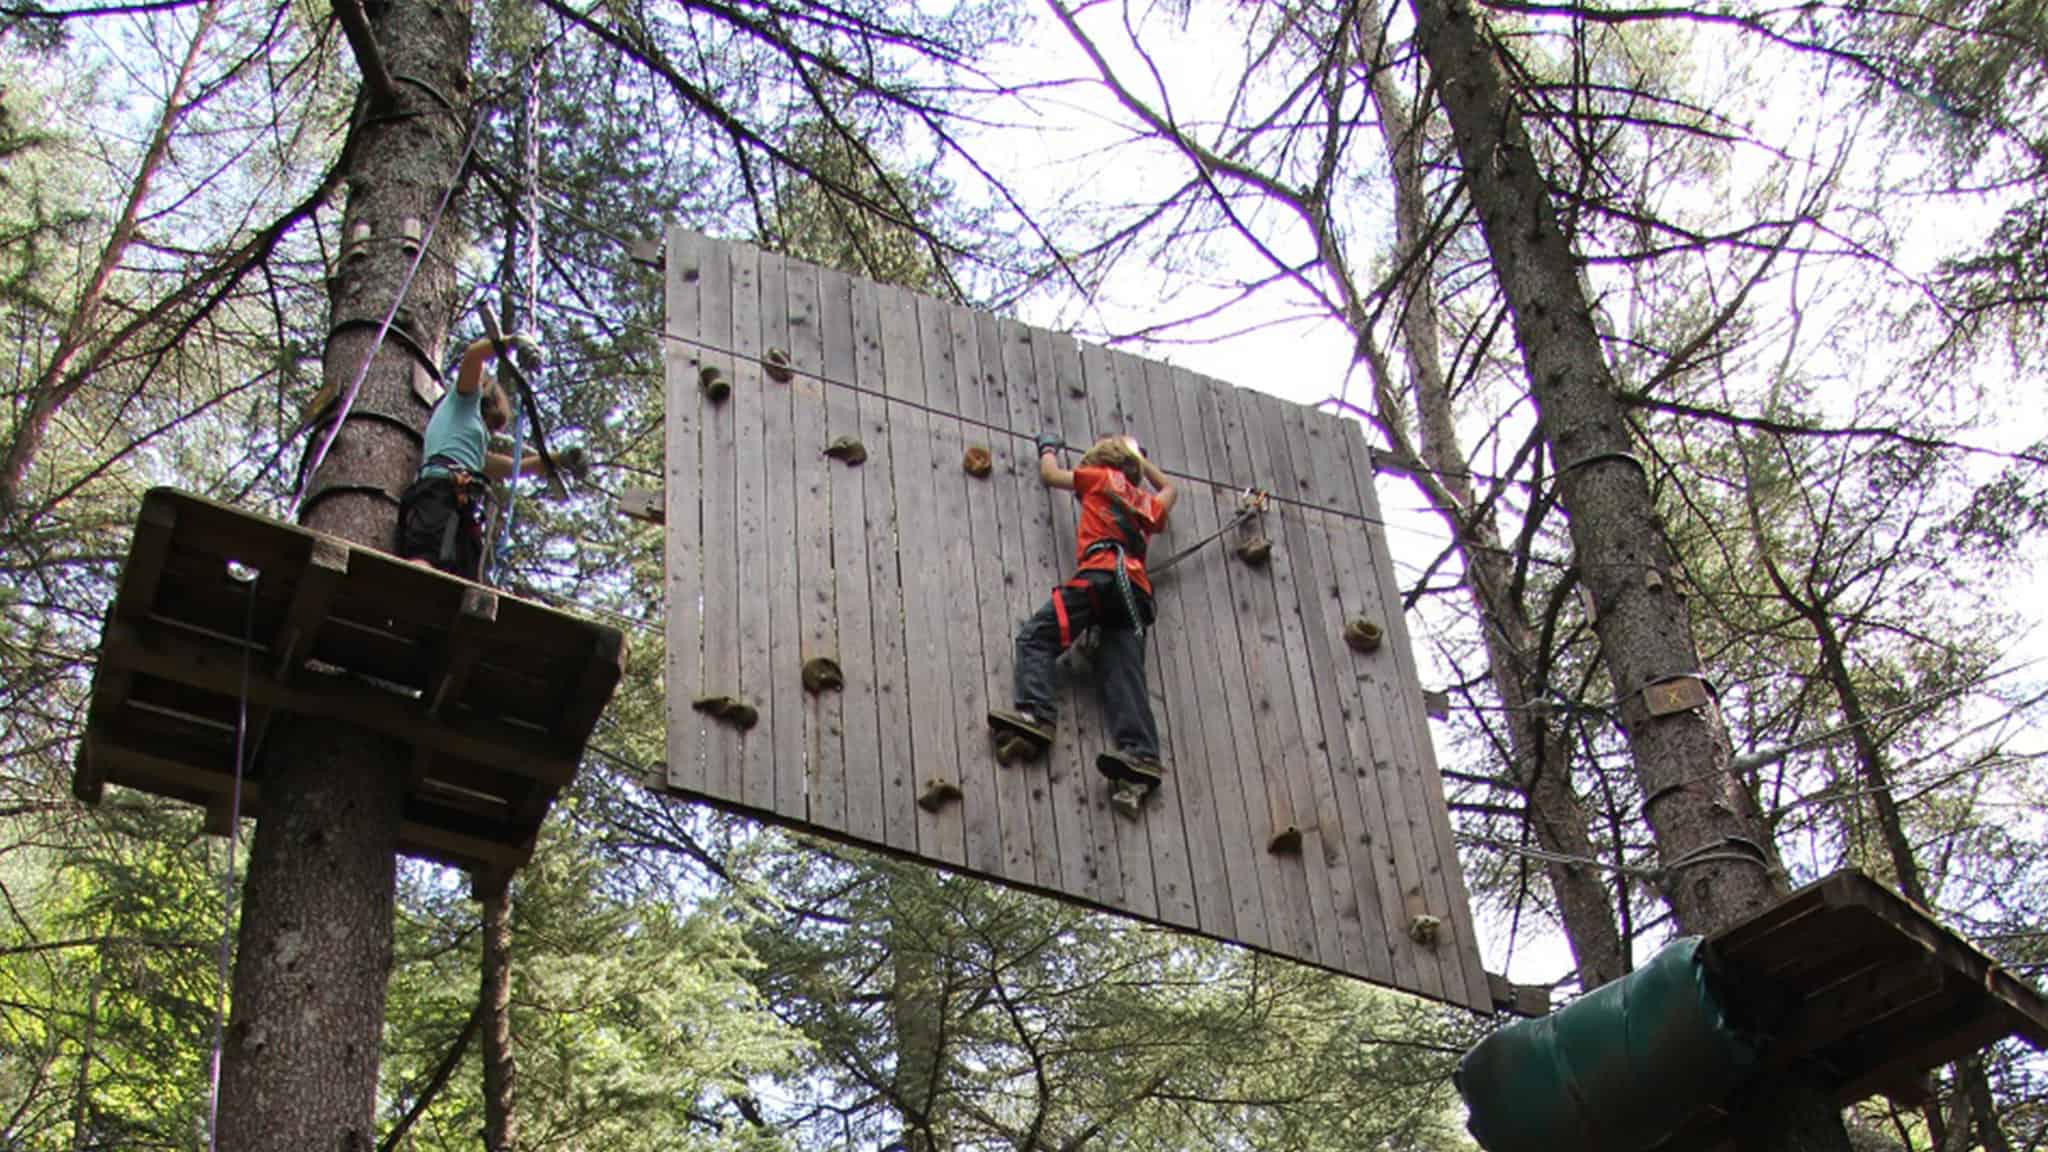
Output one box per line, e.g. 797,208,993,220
533,293,1400,528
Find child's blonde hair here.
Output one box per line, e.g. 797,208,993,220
1078,435,1143,482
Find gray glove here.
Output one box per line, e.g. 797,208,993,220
554,444,591,482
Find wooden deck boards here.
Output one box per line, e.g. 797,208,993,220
76,488,625,887
657,227,1491,1011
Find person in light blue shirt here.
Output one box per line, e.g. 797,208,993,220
398,334,580,579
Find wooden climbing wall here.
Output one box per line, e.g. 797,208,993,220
660,228,1491,1011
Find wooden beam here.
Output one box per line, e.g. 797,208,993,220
619,486,664,524
428,585,497,718
101,619,563,780
110,493,178,620
1486,971,1551,1017
273,536,351,678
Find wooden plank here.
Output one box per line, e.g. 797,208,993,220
1107,347,1200,927
820,264,878,841
1131,355,1238,940
1054,334,1125,910
1210,382,1337,971
760,252,806,822
664,226,707,794
108,727,537,875
787,255,840,831
1327,412,1458,996
964,307,1038,886
856,278,918,854
698,237,743,798
1339,416,1488,1007
996,316,1067,890
1247,390,1373,977
1060,328,1133,908
554,626,627,764
728,242,775,813
879,283,965,867
1167,364,1279,954
425,585,497,718
1286,401,1404,987
100,620,563,782
1196,373,1327,963
271,535,350,679
918,294,987,867
112,492,179,620
1786,948,1947,1053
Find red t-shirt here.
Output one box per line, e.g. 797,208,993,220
1073,466,1165,595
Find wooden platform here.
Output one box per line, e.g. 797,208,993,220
75,488,626,888
1658,869,2048,1148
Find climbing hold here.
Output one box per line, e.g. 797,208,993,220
1108,782,1145,820
801,656,844,694
824,436,867,466
699,364,730,403
1267,826,1303,856
917,779,963,812
1235,534,1273,566
692,694,758,730
1344,616,1383,653
763,348,794,383
1407,914,1441,947
962,444,993,478
1068,381,1087,398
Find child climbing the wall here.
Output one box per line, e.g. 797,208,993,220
397,332,583,581
989,433,1178,818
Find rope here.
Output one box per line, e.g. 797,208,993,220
291,111,488,517
205,564,257,1150
1149,490,1265,578
489,47,545,587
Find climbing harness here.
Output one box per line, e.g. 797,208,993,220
400,452,493,579
1081,538,1148,639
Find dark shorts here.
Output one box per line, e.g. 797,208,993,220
397,474,489,581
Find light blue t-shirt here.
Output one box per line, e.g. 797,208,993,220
420,387,487,478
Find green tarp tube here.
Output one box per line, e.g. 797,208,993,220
1454,938,1756,1152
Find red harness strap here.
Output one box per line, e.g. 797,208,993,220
1053,585,1073,648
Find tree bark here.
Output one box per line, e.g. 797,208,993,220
213,0,474,1145
482,889,518,1152
1369,64,1626,991
1401,0,1845,1146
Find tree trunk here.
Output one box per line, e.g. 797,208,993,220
1369,65,1627,991
482,889,518,1152
1401,0,1845,1146
889,882,946,1152
213,0,474,1145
